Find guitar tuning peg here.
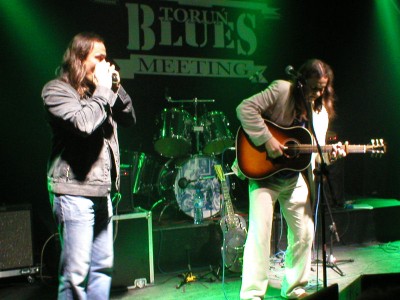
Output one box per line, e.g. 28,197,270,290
379,139,384,147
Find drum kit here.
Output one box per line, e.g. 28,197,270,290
127,97,236,222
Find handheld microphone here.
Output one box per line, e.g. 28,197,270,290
178,177,190,189
112,73,119,84
285,65,302,78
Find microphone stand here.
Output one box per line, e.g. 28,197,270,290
301,89,353,288
303,98,328,288
297,80,335,288
294,80,326,285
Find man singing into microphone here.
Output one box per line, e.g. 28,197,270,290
42,32,136,299
233,59,346,299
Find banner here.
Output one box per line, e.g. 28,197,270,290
114,0,280,82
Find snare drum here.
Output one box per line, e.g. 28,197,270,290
158,155,226,219
201,111,234,155
154,108,193,158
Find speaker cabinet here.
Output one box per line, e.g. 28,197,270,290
358,273,400,299
342,272,400,299
0,205,36,278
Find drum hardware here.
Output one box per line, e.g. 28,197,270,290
150,198,165,212
166,96,215,104
149,197,175,224
168,96,215,155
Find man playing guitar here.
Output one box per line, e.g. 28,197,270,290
233,59,346,299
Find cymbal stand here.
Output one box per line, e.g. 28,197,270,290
193,98,202,154
176,247,199,289
325,222,354,276
167,97,215,154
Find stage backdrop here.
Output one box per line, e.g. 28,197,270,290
0,0,398,267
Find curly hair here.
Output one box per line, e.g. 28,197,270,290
293,59,336,120
58,32,105,98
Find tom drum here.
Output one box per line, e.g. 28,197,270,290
200,111,234,155
154,108,193,158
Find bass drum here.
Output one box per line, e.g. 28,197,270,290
158,155,227,219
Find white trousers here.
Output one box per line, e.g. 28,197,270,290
240,173,314,299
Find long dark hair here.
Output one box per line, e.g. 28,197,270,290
58,32,105,98
293,59,336,120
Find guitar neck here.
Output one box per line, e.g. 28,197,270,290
221,182,235,218
214,165,238,229
294,144,382,154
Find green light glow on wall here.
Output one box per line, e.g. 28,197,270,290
0,0,64,79
375,0,400,107
375,0,400,63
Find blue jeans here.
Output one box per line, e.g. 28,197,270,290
51,194,114,300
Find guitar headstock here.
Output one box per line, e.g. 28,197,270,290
368,139,386,157
214,165,226,182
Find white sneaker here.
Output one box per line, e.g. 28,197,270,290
283,287,309,299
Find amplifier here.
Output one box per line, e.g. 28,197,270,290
114,164,135,214
0,205,38,278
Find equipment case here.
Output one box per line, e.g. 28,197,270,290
112,211,154,289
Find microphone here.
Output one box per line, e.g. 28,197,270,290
178,177,191,189
112,73,119,84
285,65,302,78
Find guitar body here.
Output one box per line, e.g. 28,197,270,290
220,214,247,273
236,120,313,179
220,214,247,233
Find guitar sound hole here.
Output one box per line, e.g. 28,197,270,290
283,140,300,159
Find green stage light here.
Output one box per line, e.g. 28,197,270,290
0,0,65,79
375,0,400,64
374,0,400,113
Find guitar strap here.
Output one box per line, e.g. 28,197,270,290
291,118,307,128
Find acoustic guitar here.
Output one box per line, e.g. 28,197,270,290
214,165,247,273
236,119,386,180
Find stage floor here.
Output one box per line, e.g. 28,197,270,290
1,198,400,300
1,241,400,299
119,241,400,300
